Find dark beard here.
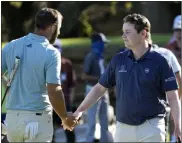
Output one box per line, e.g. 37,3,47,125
49,26,58,44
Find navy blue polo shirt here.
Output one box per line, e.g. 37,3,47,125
99,46,178,125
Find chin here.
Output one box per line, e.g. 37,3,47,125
124,44,131,49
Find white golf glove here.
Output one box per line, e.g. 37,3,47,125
25,121,39,140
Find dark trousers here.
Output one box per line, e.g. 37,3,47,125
52,104,75,143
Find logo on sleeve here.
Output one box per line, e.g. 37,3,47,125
165,77,176,82
27,44,32,48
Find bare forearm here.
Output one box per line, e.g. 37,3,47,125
167,91,181,130
176,72,181,99
76,83,107,113
178,79,181,99
48,87,67,121
169,99,181,129
178,85,181,99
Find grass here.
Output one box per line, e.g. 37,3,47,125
60,34,171,47
1,34,171,48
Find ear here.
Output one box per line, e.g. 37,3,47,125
46,25,53,33
51,24,56,33
140,29,147,39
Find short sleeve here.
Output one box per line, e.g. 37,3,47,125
169,50,181,73
83,54,93,74
160,57,178,92
45,50,61,85
99,57,116,88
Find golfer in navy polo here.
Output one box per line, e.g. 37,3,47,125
72,14,181,142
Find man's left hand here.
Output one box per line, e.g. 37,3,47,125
61,112,79,131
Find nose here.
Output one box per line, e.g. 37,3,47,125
122,32,127,38
122,34,126,40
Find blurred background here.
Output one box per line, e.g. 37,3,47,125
1,1,181,40
1,0,181,125
1,1,181,142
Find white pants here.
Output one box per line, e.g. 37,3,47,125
114,118,166,142
5,110,53,142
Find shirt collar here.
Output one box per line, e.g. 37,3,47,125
127,45,154,60
27,33,49,44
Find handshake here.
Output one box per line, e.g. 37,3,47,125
61,111,83,131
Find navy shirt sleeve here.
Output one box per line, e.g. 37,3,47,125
83,53,93,74
99,56,116,88
160,57,178,92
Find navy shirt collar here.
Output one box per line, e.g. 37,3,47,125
127,45,154,61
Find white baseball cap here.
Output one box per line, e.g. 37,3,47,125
99,33,110,43
173,15,181,30
91,33,110,43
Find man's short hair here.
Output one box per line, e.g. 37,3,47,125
123,13,152,44
35,8,63,29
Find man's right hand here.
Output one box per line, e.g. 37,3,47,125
73,111,83,121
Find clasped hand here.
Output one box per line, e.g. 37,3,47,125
61,111,82,131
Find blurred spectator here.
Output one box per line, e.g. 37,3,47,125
166,15,181,143
167,15,181,65
166,15,181,97
81,33,113,142
52,39,76,143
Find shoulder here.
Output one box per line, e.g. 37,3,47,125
119,48,128,53
153,46,173,57
84,52,96,61
151,46,172,65
111,49,129,62
46,44,60,56
44,45,61,65
3,36,26,51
